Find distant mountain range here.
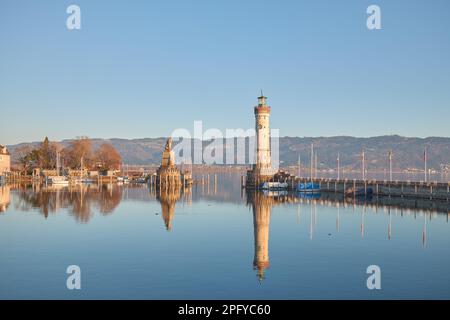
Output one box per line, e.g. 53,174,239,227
7,135,450,171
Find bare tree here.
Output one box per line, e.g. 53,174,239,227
93,143,121,171
62,137,93,169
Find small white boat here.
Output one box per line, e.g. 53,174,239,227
134,177,147,183
81,178,96,184
47,176,69,185
72,177,96,184
117,176,130,183
260,182,288,190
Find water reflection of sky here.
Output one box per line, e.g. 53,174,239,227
0,176,449,299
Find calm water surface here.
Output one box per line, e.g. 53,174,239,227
1,174,449,299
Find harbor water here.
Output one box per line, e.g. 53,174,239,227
0,174,449,299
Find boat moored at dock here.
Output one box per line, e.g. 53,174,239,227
46,176,69,185
260,182,288,190
297,182,320,193
117,176,129,183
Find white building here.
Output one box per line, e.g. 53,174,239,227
0,145,11,176
253,93,277,178
246,93,278,188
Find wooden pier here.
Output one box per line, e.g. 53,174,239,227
311,178,449,201
244,176,450,201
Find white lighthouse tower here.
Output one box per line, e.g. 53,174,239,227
249,92,277,186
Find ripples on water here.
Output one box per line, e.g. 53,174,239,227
0,174,449,299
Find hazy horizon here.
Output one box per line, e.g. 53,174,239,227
5,133,450,147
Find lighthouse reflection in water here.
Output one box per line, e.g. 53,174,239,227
248,191,273,282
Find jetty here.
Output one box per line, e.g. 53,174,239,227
243,175,449,201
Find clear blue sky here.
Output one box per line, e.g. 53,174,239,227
1,0,450,145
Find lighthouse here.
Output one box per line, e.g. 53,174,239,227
247,92,277,187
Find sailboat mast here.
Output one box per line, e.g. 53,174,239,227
337,152,340,180
310,143,314,181
56,151,60,176
81,156,84,178
314,153,318,179
424,147,427,183
361,149,365,181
